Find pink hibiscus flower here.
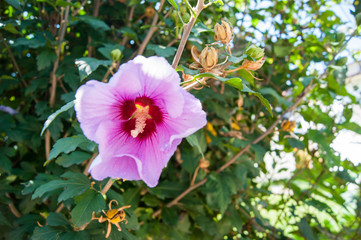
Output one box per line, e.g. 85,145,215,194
75,56,207,187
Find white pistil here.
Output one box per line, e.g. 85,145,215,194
130,104,151,138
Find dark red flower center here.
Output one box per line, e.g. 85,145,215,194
120,96,163,139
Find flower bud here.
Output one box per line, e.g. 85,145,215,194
199,46,218,70
281,119,296,132
214,20,233,44
145,6,155,18
241,57,265,71
245,44,264,60
110,49,123,61
199,159,210,169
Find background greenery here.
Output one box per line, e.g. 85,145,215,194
1,0,361,239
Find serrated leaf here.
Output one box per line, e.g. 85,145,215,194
71,189,105,227
32,180,66,199
242,85,273,117
41,100,75,136
31,226,62,240
57,172,91,202
73,16,110,31
47,213,69,227
162,206,178,226
59,231,90,240
147,44,177,58
186,129,206,159
48,135,90,161
75,57,112,81
36,49,57,71
297,218,318,240
55,151,92,167
6,0,21,10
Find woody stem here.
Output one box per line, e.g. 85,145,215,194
172,0,205,69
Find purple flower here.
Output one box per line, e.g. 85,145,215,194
75,56,207,187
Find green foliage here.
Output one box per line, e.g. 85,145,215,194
0,0,360,239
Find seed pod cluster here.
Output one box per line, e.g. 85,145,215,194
199,46,218,70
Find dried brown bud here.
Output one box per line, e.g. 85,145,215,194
241,57,265,71
145,6,155,18
281,119,296,132
214,20,233,44
199,46,218,70
199,159,210,169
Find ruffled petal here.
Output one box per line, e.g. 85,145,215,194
134,56,185,118
157,89,207,151
91,120,175,187
108,58,143,99
89,154,141,181
75,80,120,142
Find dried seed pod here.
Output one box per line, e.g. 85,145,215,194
241,57,265,71
199,46,218,70
214,20,233,44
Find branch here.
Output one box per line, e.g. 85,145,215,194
136,0,166,55
152,27,359,218
172,0,205,68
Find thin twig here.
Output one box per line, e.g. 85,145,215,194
172,0,205,69
6,193,22,218
136,0,166,55
121,6,135,46
83,153,98,175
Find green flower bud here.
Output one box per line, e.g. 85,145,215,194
336,32,345,43
336,56,347,66
245,44,264,60
110,49,122,62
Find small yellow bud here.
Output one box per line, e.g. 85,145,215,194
199,46,218,70
214,20,233,44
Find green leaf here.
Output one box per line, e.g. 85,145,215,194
59,231,90,240
191,23,212,34
2,23,20,34
32,179,66,199
75,58,112,81
260,87,292,107
167,0,179,11
242,85,273,117
287,138,305,149
225,78,243,91
48,135,90,161
36,49,57,71
147,44,177,58
6,0,21,10
32,226,62,240
40,100,75,136
71,189,105,227
148,181,186,199
162,206,178,226
186,129,206,159
228,54,247,63
57,172,91,202
72,16,110,31
55,151,92,167
98,43,124,60
356,12,361,26
46,213,69,227
297,218,318,240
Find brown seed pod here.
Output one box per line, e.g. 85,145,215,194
214,20,233,44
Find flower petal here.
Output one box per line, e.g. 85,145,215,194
91,120,175,187
157,89,207,151
75,80,120,142
134,56,185,118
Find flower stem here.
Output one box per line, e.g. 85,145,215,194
172,0,205,69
